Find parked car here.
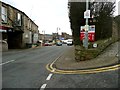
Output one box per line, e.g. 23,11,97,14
67,40,73,46
56,42,62,46
44,42,52,46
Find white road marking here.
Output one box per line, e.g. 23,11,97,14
40,84,47,90
40,55,61,89
46,73,53,80
0,60,15,65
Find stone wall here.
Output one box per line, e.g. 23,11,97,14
75,38,116,61
112,21,119,41
75,18,119,62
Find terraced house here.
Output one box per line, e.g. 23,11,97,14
0,1,39,49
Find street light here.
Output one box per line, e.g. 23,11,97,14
42,30,45,43
57,27,60,40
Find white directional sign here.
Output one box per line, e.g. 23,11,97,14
93,43,97,48
84,10,90,18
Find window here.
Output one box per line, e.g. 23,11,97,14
27,19,31,30
17,13,22,26
27,19,30,29
29,21,32,30
1,6,7,23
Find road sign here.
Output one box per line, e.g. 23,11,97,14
84,10,90,18
80,25,95,42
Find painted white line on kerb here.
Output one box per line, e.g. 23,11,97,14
0,60,15,65
40,84,47,90
46,73,53,80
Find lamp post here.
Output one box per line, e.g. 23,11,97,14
57,27,60,40
42,30,45,43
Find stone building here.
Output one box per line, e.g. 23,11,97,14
39,34,44,41
44,34,53,41
0,1,39,49
61,32,72,40
52,33,58,40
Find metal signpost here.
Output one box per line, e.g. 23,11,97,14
84,0,90,49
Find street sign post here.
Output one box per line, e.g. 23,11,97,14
80,25,95,42
84,10,90,19
84,0,90,49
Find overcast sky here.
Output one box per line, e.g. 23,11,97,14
1,0,120,35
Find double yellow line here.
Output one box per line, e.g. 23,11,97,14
46,53,120,74
46,63,120,74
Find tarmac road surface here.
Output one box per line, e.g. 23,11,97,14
2,45,69,89
1,44,119,89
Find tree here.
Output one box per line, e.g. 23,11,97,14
90,2,115,40
68,2,86,45
68,1,115,44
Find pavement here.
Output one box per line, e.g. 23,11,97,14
47,41,120,74
2,45,42,54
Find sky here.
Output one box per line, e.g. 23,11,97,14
1,0,120,35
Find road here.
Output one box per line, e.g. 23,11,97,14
2,45,119,89
2,45,69,89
